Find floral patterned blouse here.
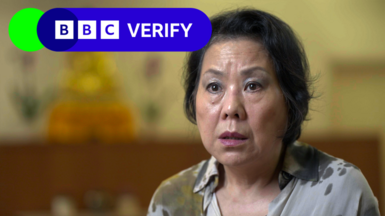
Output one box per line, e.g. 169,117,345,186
147,141,380,216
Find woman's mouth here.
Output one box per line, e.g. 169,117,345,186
219,131,248,146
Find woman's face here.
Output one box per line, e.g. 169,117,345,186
196,38,288,167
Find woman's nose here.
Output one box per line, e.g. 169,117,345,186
221,89,246,120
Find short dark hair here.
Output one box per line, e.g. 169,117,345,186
183,8,314,145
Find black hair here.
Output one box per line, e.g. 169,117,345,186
183,8,314,145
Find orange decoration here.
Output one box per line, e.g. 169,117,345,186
48,53,137,144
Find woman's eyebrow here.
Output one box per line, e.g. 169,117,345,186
203,69,224,77
203,66,269,77
241,66,269,77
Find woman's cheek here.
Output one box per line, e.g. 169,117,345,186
246,102,270,130
197,98,221,149
248,100,286,140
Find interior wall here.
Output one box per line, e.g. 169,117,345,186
331,62,385,210
1,0,385,139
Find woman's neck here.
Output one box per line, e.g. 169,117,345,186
217,144,286,198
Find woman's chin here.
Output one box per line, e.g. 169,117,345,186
216,152,254,167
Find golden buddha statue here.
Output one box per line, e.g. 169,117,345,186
48,52,136,144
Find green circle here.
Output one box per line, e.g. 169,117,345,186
9,8,44,52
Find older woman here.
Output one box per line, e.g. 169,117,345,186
147,9,380,216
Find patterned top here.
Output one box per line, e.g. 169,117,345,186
147,141,380,216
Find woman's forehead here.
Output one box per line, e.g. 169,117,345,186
201,38,272,74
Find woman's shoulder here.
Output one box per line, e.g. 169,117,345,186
317,149,368,188
292,143,373,190
160,159,208,189
310,149,380,215
147,159,209,216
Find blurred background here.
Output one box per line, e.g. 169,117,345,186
0,0,384,215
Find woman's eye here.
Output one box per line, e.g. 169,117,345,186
246,82,261,91
207,83,221,93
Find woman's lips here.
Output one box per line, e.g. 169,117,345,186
219,131,248,147
219,138,248,146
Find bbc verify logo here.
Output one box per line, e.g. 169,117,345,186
55,21,119,39
55,20,192,40
35,8,211,51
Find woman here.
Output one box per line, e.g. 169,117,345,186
147,8,380,216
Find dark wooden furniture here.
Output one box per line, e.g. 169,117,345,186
0,137,381,215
